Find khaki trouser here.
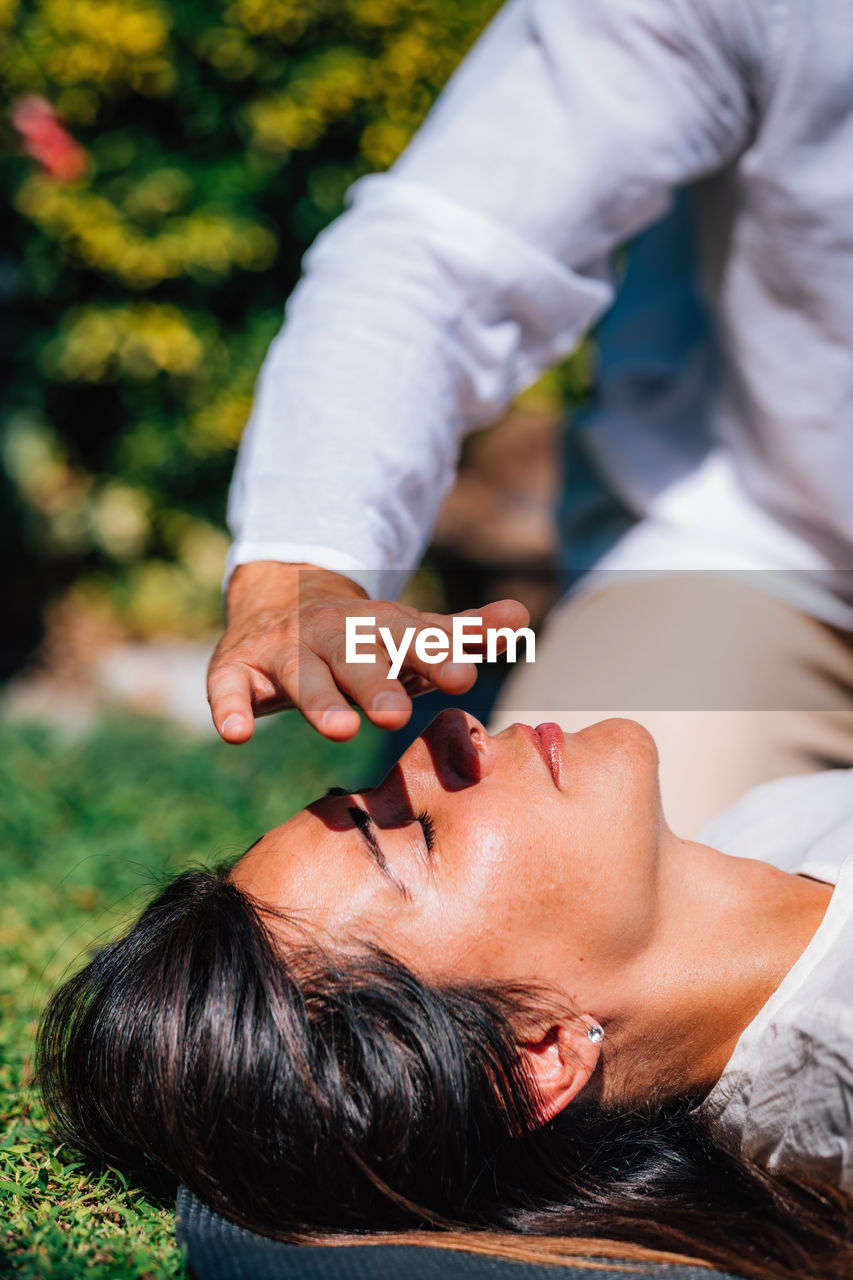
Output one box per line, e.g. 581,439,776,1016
488,574,853,837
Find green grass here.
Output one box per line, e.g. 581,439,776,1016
0,710,382,1278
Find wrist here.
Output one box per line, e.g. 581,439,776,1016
226,560,368,619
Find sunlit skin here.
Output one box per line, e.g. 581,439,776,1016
231,710,833,1115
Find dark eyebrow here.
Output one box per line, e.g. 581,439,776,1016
347,806,410,900
323,786,410,898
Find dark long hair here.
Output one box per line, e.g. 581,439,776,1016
38,869,853,1279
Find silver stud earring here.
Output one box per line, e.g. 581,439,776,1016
587,1023,604,1044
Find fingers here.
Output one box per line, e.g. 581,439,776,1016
274,646,412,737
207,660,257,744
282,648,362,740
207,594,533,744
425,659,479,696
358,683,413,730
337,598,531,703
420,598,532,692
400,671,439,699
353,608,470,702
463,597,531,631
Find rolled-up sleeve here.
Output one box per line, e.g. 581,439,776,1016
227,0,760,593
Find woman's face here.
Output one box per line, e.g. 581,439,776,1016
231,711,669,1008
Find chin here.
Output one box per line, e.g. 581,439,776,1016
575,718,663,822
577,717,659,759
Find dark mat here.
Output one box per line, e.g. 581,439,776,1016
176,1187,744,1280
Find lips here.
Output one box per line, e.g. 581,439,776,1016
534,722,564,787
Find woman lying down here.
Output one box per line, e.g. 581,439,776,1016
38,711,853,1279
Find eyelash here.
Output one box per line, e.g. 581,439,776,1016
329,786,434,855
416,809,436,854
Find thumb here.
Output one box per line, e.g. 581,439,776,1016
470,598,531,631
430,599,533,691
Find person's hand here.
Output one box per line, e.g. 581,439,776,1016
207,561,531,743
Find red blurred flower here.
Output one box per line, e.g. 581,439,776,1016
9,94,88,183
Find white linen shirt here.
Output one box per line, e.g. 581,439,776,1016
700,771,853,1191
227,0,853,620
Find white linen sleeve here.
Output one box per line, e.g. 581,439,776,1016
226,0,763,595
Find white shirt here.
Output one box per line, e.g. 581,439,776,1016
227,0,853,621
700,771,853,1190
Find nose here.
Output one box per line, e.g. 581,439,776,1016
420,708,496,788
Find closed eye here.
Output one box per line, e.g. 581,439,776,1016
326,785,434,860
417,809,436,855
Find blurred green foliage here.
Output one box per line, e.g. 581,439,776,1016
0,709,382,1275
0,0,502,664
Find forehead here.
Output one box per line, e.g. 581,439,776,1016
228,801,396,930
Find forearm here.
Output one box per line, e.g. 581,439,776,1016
227,174,609,592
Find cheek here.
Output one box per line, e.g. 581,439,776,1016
387,818,565,982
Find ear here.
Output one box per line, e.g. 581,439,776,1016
520,1021,602,1124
